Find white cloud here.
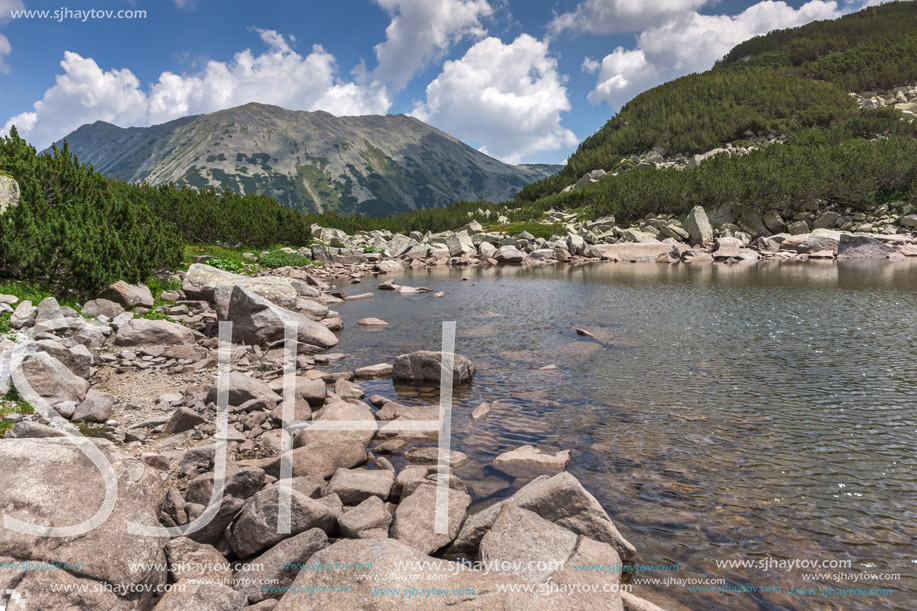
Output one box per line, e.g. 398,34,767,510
373,0,493,90
550,0,712,35
412,34,577,164
0,34,10,73
587,0,843,110
2,29,391,148
581,57,601,74
0,0,24,72
0,0,24,22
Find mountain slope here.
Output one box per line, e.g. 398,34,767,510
57,104,561,216
518,0,917,203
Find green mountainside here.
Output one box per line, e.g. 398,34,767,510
509,0,917,223
56,104,561,217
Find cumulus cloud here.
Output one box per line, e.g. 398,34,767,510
587,0,843,110
2,29,391,148
412,34,577,164
373,0,493,90
550,0,712,35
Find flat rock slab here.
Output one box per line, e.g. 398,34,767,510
492,444,571,478
592,243,673,262
0,438,167,604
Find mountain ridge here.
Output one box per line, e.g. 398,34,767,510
56,103,561,217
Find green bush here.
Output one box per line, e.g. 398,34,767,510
208,258,246,274
259,249,318,269
0,128,182,296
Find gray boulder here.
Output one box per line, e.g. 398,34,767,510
0,438,167,606
153,580,247,611
17,351,89,408
0,173,20,213
453,471,636,564
229,487,337,558
205,371,281,408
234,528,328,603
99,280,155,309
392,350,475,386
183,264,298,314
82,298,125,319
391,482,470,554
684,206,713,245
837,234,905,259
493,245,526,263
338,496,392,539
71,393,116,423
224,286,338,349
324,468,394,504
114,319,195,346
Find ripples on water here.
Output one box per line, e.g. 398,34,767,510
326,260,917,610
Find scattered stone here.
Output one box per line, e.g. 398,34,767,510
82,298,125,319
391,483,471,554
163,407,207,434
404,447,468,466
354,363,393,378
357,317,389,326
17,351,89,408
471,402,491,420
71,393,116,424
225,286,339,348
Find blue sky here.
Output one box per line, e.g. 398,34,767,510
0,0,879,164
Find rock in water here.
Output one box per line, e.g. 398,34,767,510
392,350,475,386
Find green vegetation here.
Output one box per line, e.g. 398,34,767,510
484,221,565,241
0,388,34,435
259,249,319,269
0,128,182,297
512,0,917,221
0,129,312,297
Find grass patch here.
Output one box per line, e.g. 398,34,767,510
259,249,321,269
181,243,270,271
0,388,35,435
0,279,81,310
483,221,564,241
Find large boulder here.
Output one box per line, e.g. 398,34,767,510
324,467,394,504
392,350,475,386
81,298,125,319
233,528,328,603
0,438,167,607
295,400,376,446
229,486,337,558
205,371,281,408
683,206,713,245
182,264,299,314
492,445,571,478
272,538,621,610
256,439,368,479
837,234,905,259
443,231,476,257
99,280,155,309
114,318,195,346
224,286,338,349
391,482,471,554
17,351,89,408
453,471,636,564
493,245,526,263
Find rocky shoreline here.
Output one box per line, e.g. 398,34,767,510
0,262,679,610
303,200,917,273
